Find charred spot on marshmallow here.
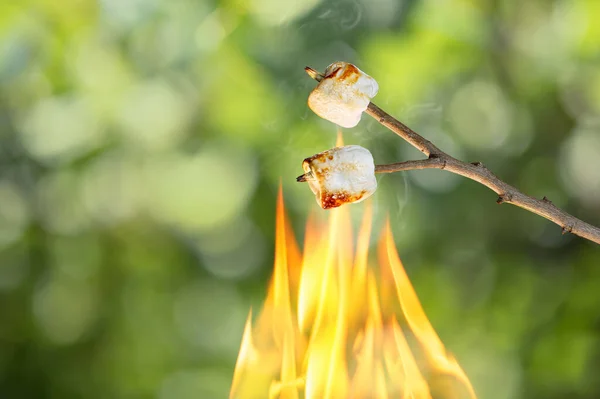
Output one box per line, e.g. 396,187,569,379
338,64,360,84
321,190,368,209
300,145,377,209
308,62,379,128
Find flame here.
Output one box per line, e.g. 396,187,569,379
230,188,477,399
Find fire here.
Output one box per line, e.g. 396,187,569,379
230,189,477,399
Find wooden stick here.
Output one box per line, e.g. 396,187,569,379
304,66,600,245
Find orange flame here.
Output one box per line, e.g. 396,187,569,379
230,188,477,399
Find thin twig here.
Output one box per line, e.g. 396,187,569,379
305,66,600,245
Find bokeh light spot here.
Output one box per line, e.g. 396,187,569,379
559,124,600,207
0,181,29,250
33,274,97,345
117,80,191,150
448,80,512,151
19,96,104,165
81,151,140,226
247,0,322,26
143,143,258,231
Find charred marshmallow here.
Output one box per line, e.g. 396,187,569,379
302,145,377,209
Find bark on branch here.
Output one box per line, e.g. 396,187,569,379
305,66,600,245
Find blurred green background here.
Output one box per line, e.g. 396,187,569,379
1,0,600,398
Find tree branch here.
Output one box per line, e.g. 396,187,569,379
305,66,600,245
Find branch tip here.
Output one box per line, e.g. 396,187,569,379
296,174,307,182
305,66,324,82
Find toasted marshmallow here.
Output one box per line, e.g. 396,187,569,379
301,145,377,209
307,62,378,128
